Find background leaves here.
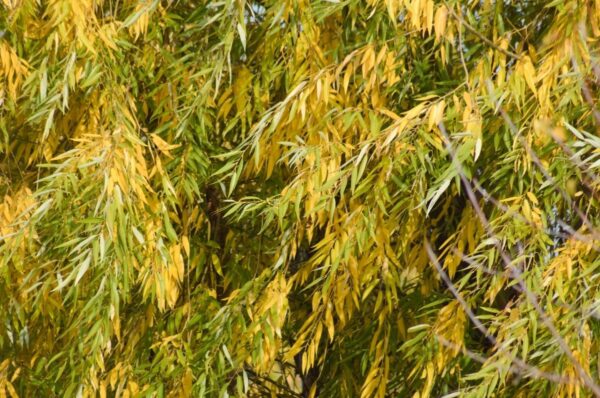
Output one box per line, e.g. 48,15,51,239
1,0,600,397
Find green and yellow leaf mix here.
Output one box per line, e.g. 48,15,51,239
2,0,600,397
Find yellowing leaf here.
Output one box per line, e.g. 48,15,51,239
434,5,448,39
151,134,180,158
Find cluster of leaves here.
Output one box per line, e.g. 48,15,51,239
2,0,600,397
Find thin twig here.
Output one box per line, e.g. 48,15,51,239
436,119,600,396
445,3,521,60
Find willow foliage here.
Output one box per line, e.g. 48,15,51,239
1,0,600,397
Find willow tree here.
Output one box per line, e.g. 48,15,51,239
1,0,600,397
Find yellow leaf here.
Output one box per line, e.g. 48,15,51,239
211,254,223,276
9,368,20,383
343,64,353,93
427,100,445,130
151,134,180,158
405,103,426,119
425,0,434,34
182,368,193,397
182,235,190,257
100,381,107,398
362,45,376,78
5,382,17,398
522,56,537,96
171,244,185,281
526,192,538,205
325,305,335,341
128,381,139,396
385,0,398,22
522,199,533,223
410,0,422,30
434,5,448,39
233,66,252,113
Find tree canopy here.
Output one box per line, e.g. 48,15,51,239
2,0,600,397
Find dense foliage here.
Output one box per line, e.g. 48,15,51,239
2,0,600,396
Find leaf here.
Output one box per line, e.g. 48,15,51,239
426,178,451,215
237,23,246,51
434,5,448,39
151,134,180,158
43,109,55,141
74,253,92,285
133,227,145,244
